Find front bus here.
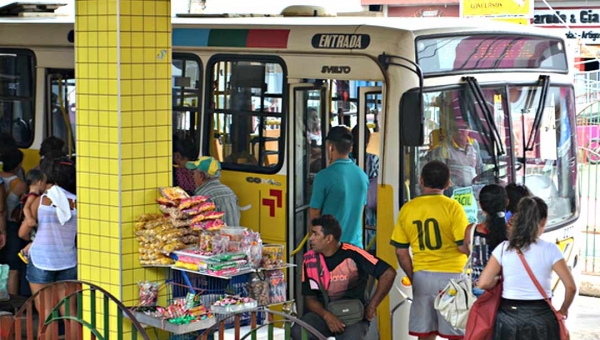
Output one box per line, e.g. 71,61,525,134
386,29,579,339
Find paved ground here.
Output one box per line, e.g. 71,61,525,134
568,295,600,339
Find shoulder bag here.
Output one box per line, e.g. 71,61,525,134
464,241,505,340
434,223,478,330
517,251,570,340
315,254,364,326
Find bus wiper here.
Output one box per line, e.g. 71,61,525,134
525,75,550,151
463,77,505,180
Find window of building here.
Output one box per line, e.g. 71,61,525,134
205,56,285,172
0,49,35,147
173,54,202,157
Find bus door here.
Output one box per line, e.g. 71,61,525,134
358,86,382,252
46,69,76,158
289,84,328,306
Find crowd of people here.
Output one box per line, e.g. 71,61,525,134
0,123,577,340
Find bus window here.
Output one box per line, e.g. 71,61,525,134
47,70,76,156
510,86,577,226
205,57,285,172
0,49,35,148
172,54,202,156
408,86,512,223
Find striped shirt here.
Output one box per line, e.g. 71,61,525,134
30,187,77,271
194,180,240,227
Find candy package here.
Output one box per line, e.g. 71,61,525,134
178,196,209,210
159,187,189,202
249,273,270,306
138,281,159,306
267,270,287,304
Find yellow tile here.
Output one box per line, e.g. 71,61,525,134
120,31,131,48
142,65,155,81
99,127,108,142
157,157,170,173
101,268,110,283
143,1,155,15
131,82,143,96
78,64,89,79
110,268,120,285
79,172,90,188
143,157,156,173
109,190,119,207
122,207,134,223
108,175,119,191
120,16,131,32
99,143,109,159
131,33,144,48
109,207,119,222
79,157,90,173
144,127,156,142
107,31,117,48
157,172,171,187
108,95,117,110
98,47,108,64
143,48,156,63
132,127,144,143
109,143,119,159
132,97,144,112
144,173,156,190
144,143,157,158
80,250,91,265
123,254,135,269
120,48,131,63
156,17,169,32
99,189,109,206
89,205,100,221
132,159,144,175
100,252,110,268
88,142,98,158
98,17,108,34
141,32,155,48
122,143,132,159
156,1,169,16
122,270,133,286
99,159,109,174
132,191,144,205
156,125,169,141
120,79,131,96
88,47,98,63
132,49,143,63
122,175,133,191
130,177,144,193
109,223,120,239
156,141,169,158
135,64,147,81
119,0,131,15
79,95,89,111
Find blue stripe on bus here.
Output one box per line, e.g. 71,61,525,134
172,28,211,47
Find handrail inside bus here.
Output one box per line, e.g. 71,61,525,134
58,76,73,158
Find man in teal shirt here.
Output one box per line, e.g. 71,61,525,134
309,126,369,248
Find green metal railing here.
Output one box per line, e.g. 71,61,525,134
200,308,327,340
0,280,149,340
579,146,600,274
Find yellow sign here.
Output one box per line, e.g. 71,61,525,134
461,0,533,18
494,17,530,25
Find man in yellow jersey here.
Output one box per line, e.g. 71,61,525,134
390,160,471,340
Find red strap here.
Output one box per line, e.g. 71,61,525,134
517,251,557,312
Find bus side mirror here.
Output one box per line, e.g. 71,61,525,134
400,91,424,146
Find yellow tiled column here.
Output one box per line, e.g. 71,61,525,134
75,0,172,337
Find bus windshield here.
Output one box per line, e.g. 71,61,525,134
408,84,577,227
416,35,568,75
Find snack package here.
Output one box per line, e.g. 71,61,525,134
178,196,209,210
249,273,270,306
267,270,287,304
156,197,177,207
138,281,159,306
159,187,190,202
190,219,225,231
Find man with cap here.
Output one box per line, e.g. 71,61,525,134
309,126,369,248
186,156,241,227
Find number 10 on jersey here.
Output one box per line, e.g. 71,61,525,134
413,219,442,251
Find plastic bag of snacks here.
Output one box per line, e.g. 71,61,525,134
138,281,159,306
249,273,270,306
267,270,287,304
262,244,284,269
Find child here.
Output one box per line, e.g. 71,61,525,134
18,169,46,264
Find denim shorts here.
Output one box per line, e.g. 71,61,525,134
26,260,77,284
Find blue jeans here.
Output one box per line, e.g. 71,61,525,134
26,261,77,284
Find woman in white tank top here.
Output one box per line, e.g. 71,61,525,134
18,156,78,340
478,197,577,340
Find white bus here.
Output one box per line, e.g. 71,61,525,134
0,7,580,339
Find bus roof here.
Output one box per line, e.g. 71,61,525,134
0,15,564,39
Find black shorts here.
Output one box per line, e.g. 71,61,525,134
0,221,26,270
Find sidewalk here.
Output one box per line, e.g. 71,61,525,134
580,273,600,297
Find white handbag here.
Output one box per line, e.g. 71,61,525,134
434,223,478,330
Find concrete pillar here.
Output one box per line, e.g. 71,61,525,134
75,0,172,336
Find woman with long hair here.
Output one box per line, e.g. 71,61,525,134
478,197,577,339
468,184,508,296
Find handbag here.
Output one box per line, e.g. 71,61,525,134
517,251,570,340
316,255,364,326
464,241,505,340
434,223,478,330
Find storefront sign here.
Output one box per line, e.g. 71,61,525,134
461,0,534,18
534,9,600,45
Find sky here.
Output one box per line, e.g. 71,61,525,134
0,0,363,16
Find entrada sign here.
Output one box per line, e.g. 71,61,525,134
311,34,370,49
